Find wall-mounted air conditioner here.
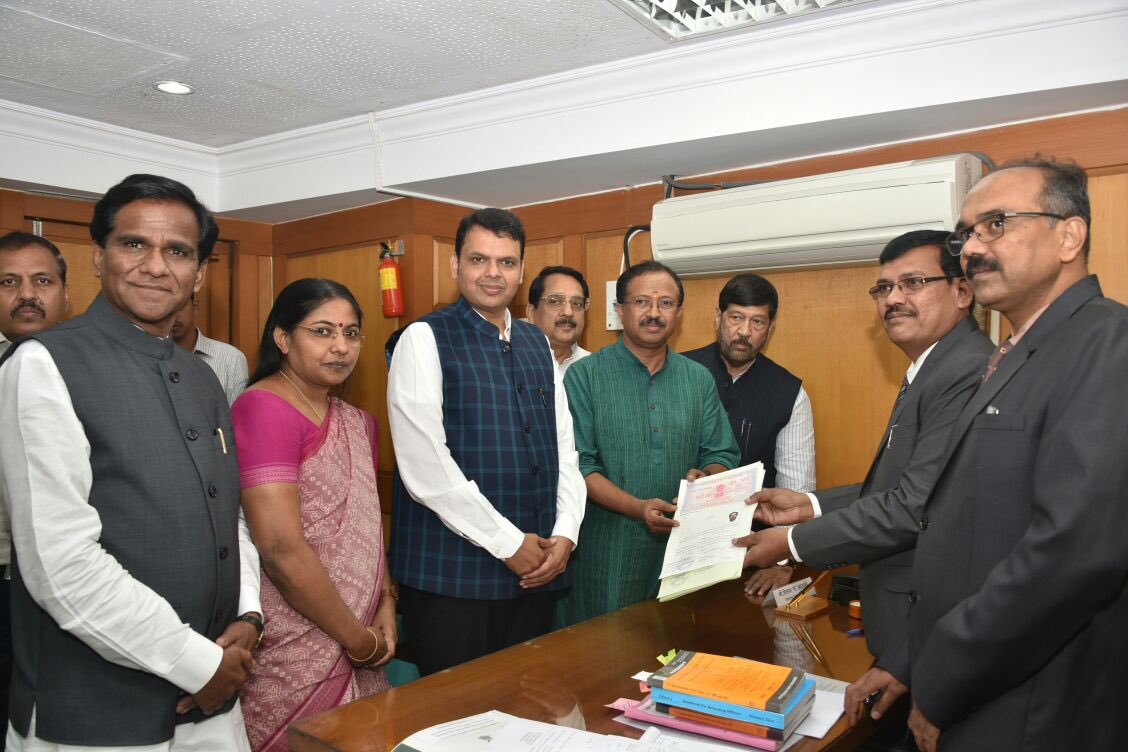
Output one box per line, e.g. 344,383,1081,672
650,154,983,277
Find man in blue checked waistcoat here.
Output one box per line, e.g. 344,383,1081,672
387,208,586,676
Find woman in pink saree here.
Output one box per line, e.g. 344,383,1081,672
232,278,395,751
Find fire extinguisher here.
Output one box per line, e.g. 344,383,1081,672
379,242,405,317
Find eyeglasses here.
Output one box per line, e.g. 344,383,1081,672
945,211,1067,256
620,296,679,311
538,294,590,311
295,324,365,345
868,276,950,300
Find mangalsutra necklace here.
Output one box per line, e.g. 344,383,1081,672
278,369,327,422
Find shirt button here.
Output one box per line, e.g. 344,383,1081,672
502,344,511,353
919,517,929,530
652,427,659,433
649,404,656,410
908,591,918,604
517,384,524,393
531,466,540,475
219,547,228,560
208,484,218,498
524,424,532,433
186,429,198,441
169,372,180,383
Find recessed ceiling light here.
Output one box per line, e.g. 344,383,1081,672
153,80,194,95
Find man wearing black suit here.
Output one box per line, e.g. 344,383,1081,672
735,230,993,737
891,160,1128,752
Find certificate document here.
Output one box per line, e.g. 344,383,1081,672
657,463,764,601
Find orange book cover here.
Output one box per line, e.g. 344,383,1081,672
648,651,804,712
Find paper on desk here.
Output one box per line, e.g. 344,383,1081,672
394,710,510,751
791,675,848,740
660,464,764,580
488,717,637,751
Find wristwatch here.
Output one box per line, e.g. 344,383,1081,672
236,612,265,649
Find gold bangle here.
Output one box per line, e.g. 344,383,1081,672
345,627,382,664
380,581,399,601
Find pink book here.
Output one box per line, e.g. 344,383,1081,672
613,697,782,750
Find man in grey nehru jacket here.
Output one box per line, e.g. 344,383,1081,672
0,174,261,751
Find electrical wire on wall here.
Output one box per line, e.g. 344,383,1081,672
622,225,650,270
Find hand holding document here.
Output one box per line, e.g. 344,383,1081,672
657,463,764,602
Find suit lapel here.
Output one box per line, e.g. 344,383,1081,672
934,275,1104,484
860,317,978,492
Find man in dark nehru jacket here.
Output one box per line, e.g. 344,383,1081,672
0,174,261,750
684,274,815,594
387,208,585,676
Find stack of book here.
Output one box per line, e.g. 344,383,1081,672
633,650,815,749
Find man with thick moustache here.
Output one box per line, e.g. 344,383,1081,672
556,260,739,627
0,175,261,750
0,232,70,747
526,265,590,375
895,160,1128,751
736,230,992,745
388,208,585,676
684,274,816,596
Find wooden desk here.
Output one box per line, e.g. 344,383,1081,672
289,577,876,751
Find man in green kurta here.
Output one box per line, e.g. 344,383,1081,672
556,261,740,627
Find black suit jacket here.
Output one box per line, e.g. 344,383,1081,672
791,316,992,663
904,276,1128,751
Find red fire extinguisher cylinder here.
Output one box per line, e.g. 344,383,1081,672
379,251,405,317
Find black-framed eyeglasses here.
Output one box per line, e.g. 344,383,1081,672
945,211,1067,256
538,294,590,311
868,276,950,300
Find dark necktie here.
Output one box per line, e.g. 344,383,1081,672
981,337,1013,385
895,375,909,406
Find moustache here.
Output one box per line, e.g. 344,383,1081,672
640,316,666,328
12,299,45,318
965,255,999,279
554,316,576,328
729,336,752,348
884,304,915,321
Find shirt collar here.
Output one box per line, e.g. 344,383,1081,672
472,306,512,341
906,340,939,384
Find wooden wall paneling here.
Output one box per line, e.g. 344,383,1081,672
284,243,401,511
200,243,234,343
515,191,629,239
510,238,564,317
0,189,24,233
433,237,457,308
24,194,94,227
271,199,413,257
1088,170,1128,305
49,238,100,321
234,251,268,365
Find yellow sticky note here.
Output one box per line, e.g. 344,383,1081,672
656,649,677,666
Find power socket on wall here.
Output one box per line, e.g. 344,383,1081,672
605,280,623,330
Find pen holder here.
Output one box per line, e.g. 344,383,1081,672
774,570,834,621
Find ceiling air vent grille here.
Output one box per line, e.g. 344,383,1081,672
607,0,880,41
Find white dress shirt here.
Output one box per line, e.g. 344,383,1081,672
787,341,939,561
558,343,590,376
387,309,586,560
728,359,816,494
192,329,249,406
0,341,261,696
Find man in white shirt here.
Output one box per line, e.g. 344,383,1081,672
0,231,70,746
0,175,261,751
735,230,992,746
387,208,585,676
170,294,249,405
526,265,590,375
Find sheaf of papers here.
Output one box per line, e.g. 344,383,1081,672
657,463,764,602
396,711,639,752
